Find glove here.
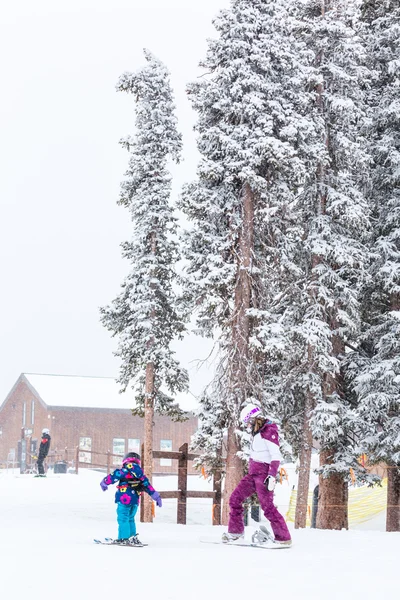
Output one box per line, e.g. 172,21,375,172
100,480,108,492
151,491,162,507
264,475,276,492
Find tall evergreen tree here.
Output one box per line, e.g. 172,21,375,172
180,0,322,523
101,50,188,522
351,0,400,532
286,0,372,529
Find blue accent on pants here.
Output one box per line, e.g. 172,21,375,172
117,503,138,539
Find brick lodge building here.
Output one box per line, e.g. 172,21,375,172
0,373,199,474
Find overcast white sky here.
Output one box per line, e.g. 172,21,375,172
0,0,230,408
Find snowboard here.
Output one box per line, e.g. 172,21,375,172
200,526,291,550
199,538,291,550
94,537,147,547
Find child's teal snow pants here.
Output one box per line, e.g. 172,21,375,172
117,502,138,539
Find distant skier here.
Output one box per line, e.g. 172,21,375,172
222,404,292,548
100,451,162,546
36,428,51,477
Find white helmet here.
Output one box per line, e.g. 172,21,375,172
240,404,262,424
42,428,50,435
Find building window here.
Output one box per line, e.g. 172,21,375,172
113,438,125,465
160,439,172,467
30,439,37,455
128,438,140,455
31,400,35,426
22,402,26,426
79,437,92,463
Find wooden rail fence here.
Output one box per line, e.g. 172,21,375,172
74,447,123,473
74,443,222,526
140,443,222,526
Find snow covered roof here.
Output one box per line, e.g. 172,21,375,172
22,373,196,411
0,373,198,412
23,374,139,410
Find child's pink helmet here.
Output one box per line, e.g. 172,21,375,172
122,452,141,466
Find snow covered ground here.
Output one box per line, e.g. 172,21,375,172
0,469,398,600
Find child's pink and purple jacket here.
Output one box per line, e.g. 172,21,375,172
101,463,155,506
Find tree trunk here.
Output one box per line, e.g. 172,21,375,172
386,294,400,532
317,326,348,529
316,448,348,530
222,426,244,525
295,389,314,528
223,182,255,524
232,182,254,359
297,8,327,528
386,466,400,532
142,361,155,522
142,231,157,522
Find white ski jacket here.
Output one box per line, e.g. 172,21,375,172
250,422,282,474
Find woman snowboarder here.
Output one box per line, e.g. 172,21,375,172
222,404,292,548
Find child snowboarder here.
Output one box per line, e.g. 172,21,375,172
100,451,162,546
36,428,51,477
222,404,292,548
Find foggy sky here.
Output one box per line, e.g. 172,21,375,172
0,0,230,407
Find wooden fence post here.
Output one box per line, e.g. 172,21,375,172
178,443,188,525
75,446,79,475
213,468,222,526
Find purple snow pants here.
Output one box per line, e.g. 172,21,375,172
228,460,291,541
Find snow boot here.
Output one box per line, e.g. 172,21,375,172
221,532,245,544
128,534,144,547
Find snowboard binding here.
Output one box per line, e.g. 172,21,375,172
251,525,274,545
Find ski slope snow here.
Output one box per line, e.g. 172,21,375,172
0,468,397,600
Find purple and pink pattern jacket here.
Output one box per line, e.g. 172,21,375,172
101,463,155,506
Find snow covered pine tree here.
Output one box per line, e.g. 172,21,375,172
181,0,323,524
289,0,371,529
350,0,400,532
100,50,188,522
